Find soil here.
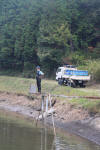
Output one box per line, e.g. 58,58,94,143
0,91,100,145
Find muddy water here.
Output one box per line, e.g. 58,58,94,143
0,112,100,150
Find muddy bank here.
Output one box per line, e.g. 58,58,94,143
0,92,100,145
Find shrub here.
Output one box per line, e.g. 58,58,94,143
79,59,100,82
72,51,86,65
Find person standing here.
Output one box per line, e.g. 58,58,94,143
36,66,44,93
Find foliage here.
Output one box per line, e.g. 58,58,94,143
0,0,100,76
71,51,86,65
86,60,100,82
78,59,100,82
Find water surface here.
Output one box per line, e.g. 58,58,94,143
0,111,100,150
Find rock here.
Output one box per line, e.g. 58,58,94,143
90,117,100,129
39,108,55,120
0,99,6,102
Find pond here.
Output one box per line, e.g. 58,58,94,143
0,111,100,150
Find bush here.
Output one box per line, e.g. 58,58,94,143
72,51,86,65
79,59,100,82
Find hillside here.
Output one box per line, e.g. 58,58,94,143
0,0,100,76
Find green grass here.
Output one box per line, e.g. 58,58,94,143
70,98,100,114
0,75,100,114
42,80,100,97
0,76,99,96
0,76,34,95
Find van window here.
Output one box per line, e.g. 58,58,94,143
57,68,61,73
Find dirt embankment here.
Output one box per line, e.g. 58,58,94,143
0,92,100,145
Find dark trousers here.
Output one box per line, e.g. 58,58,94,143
36,78,41,93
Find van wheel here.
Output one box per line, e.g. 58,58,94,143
71,81,76,88
58,78,63,85
68,81,76,88
79,83,86,88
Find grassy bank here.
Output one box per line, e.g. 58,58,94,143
0,76,100,114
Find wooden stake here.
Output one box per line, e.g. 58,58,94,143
49,94,56,136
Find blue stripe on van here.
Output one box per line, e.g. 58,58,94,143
64,70,88,76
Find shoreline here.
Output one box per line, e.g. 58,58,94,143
0,92,100,146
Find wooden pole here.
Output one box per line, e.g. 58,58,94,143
49,94,56,136
41,95,45,121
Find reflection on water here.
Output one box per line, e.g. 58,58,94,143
54,136,100,150
0,114,100,150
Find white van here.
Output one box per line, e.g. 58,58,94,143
56,65,90,87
